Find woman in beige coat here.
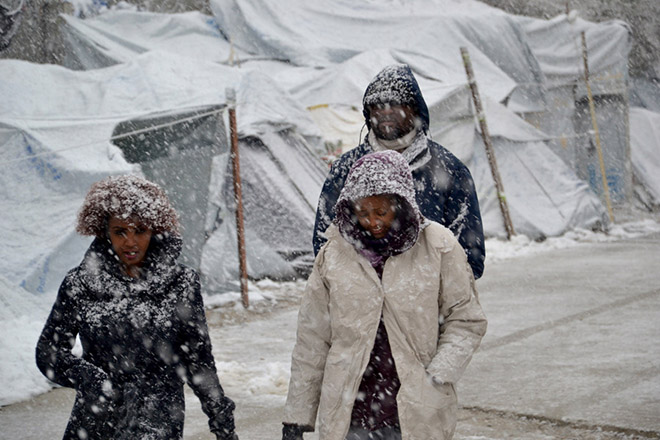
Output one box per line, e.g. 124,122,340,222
282,150,487,440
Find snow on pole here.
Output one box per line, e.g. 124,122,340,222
226,87,249,308
460,47,515,239
581,31,615,223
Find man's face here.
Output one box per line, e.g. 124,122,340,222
368,103,418,141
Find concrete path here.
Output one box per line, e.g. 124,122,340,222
1,233,659,439
460,233,660,434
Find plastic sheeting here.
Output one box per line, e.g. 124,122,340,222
249,47,608,238
210,0,545,113
202,130,327,292
0,53,326,294
2,2,650,294
514,14,633,201
516,14,631,97
59,10,254,69
630,107,660,207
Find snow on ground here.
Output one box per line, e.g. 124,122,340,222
484,218,660,263
0,276,53,405
3,218,658,408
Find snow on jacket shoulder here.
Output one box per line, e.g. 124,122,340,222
313,139,486,280
36,235,233,440
285,222,487,440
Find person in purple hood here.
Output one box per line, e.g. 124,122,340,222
313,64,485,280
283,151,487,440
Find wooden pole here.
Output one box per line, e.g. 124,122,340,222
581,32,615,223
226,88,249,308
460,47,515,239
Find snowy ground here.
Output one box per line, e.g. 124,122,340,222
2,217,660,440
2,218,660,407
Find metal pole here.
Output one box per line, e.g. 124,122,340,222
226,88,249,308
460,47,515,239
581,32,615,223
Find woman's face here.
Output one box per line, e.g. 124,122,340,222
354,195,396,239
108,216,152,276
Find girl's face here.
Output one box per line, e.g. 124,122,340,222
108,216,152,277
354,195,396,239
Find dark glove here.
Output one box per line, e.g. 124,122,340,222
211,396,236,440
282,423,308,440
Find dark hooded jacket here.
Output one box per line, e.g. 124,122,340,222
36,234,235,440
313,64,485,279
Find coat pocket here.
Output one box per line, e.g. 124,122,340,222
398,368,458,439
422,375,457,410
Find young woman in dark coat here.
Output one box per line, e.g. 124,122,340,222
36,175,238,440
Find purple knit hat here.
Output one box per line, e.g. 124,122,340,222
333,150,423,254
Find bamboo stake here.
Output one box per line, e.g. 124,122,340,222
581,32,615,223
226,88,249,308
460,47,515,239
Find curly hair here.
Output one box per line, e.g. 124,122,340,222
76,175,180,237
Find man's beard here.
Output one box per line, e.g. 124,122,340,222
372,120,414,141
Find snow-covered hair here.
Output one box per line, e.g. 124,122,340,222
333,150,423,254
76,175,180,237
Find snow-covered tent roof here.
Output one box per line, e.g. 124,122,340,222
0,52,325,295
59,9,256,69
226,46,608,238
515,13,631,97
210,0,545,113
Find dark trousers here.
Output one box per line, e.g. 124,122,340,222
345,426,402,440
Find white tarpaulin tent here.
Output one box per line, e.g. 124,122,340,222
210,0,546,113
0,52,326,296
514,13,633,203
59,9,256,69
245,48,608,238
2,0,658,294
630,107,660,208
207,0,610,237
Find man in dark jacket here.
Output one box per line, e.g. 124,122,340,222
313,64,486,279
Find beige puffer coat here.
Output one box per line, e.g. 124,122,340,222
284,222,487,440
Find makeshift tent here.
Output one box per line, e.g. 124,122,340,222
2,0,659,293
240,48,609,238
207,0,616,235
630,107,660,208
111,104,227,270
210,0,546,112
58,9,256,69
514,13,633,203
0,52,325,296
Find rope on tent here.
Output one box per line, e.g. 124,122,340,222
512,72,626,89
0,107,226,167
